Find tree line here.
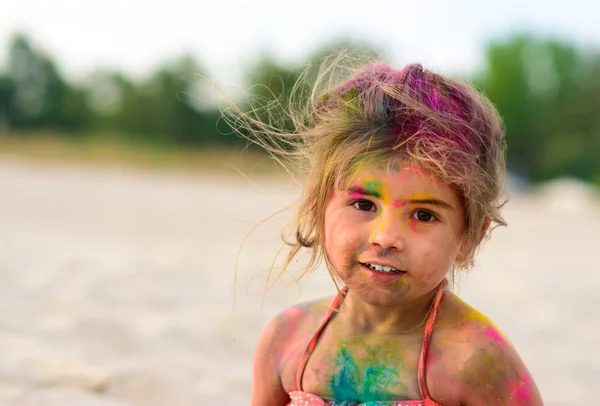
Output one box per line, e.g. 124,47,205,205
1,33,599,184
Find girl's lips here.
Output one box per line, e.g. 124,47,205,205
360,263,407,281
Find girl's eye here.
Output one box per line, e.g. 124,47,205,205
412,209,437,223
352,200,376,212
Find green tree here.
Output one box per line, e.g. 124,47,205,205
476,34,600,184
4,33,89,132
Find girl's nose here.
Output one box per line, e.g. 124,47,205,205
367,211,405,251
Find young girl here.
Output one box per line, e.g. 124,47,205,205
233,57,542,405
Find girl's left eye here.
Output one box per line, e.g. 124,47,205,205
352,199,376,212
411,209,437,223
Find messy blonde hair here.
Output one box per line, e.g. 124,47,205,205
224,52,507,291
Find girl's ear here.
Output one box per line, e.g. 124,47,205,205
480,217,491,242
454,217,492,268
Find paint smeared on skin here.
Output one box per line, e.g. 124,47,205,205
483,325,508,349
329,347,402,402
462,309,510,350
410,218,418,231
392,199,406,208
273,307,304,359
363,180,383,197
508,373,534,403
348,188,366,199
330,348,360,400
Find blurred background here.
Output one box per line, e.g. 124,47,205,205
0,1,599,405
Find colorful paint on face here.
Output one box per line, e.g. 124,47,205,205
392,199,406,208
363,180,383,197
324,159,464,306
347,182,382,200
329,347,402,402
410,218,418,232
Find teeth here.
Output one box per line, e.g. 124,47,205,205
366,263,401,273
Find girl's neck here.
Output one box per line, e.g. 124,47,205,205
336,285,443,336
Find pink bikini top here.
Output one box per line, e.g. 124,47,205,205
287,283,445,406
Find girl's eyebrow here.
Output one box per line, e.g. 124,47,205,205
409,198,454,210
346,185,380,198
346,186,454,210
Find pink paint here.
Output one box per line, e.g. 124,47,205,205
275,307,303,358
346,184,366,199
348,191,365,199
509,373,533,403
392,199,406,208
410,218,418,231
483,326,508,349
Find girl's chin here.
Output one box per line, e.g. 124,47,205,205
346,278,411,302
349,287,409,308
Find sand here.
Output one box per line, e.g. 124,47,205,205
0,156,598,405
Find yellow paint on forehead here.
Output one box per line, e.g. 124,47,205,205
409,192,439,200
347,159,444,207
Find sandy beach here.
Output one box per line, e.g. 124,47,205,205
0,156,598,405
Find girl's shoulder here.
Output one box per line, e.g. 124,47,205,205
436,290,509,342
253,294,338,396
256,294,337,365
433,291,520,366
267,295,336,344
428,291,542,404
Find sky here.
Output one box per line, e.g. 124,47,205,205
1,0,599,86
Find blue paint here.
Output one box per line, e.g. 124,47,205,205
329,347,403,402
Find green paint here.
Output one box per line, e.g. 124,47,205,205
330,348,360,400
329,346,403,402
362,180,383,197
342,86,362,117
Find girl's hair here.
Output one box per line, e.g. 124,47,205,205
224,52,507,291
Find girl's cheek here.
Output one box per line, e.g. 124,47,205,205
410,218,418,232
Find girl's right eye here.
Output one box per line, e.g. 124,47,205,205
352,199,376,212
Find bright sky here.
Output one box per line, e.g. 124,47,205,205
1,0,599,86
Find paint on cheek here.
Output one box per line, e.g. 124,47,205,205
360,271,365,279
410,218,418,231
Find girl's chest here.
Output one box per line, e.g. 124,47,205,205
291,329,427,402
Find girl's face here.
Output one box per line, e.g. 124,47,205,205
323,160,465,307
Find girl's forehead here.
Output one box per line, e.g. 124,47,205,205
339,160,459,202
347,160,438,185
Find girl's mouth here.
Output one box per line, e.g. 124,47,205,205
360,262,407,279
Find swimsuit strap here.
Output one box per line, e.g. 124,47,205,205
296,286,349,391
417,280,446,400
295,281,446,398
